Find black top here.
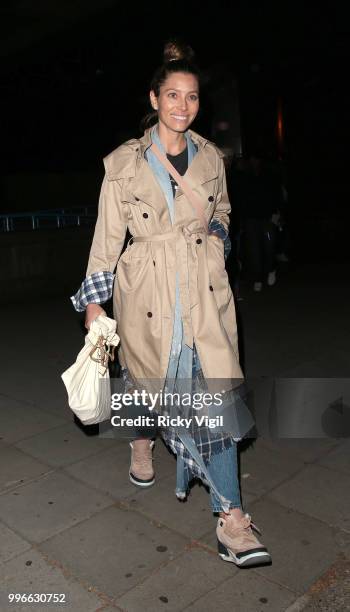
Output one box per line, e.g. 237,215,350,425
166,146,188,197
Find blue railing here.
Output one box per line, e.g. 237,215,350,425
0,207,97,232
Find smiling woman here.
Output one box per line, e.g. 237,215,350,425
148,45,200,150
141,40,200,139
70,39,271,569
150,72,199,142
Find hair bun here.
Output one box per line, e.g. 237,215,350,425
163,40,195,63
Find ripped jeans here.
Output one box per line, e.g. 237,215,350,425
175,435,242,513
162,336,243,513
126,295,244,513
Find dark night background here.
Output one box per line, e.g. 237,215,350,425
1,1,349,263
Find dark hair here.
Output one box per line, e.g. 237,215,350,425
141,40,200,131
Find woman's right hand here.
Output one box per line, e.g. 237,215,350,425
85,303,106,330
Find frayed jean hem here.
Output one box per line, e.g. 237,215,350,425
211,503,242,514
175,489,187,500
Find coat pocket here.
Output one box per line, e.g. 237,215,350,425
206,235,230,312
115,249,157,339
116,249,150,293
207,234,225,270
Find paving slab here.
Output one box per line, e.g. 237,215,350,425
116,547,235,611
0,522,31,564
241,327,322,378
64,436,174,502
0,549,104,612
239,271,350,379
0,443,51,493
258,436,340,464
200,497,344,593
238,489,260,510
0,363,73,421
0,396,66,444
318,439,350,476
247,498,344,593
153,437,178,479
128,474,217,539
64,440,136,500
238,438,305,497
39,505,188,600
15,422,115,468
184,568,296,612
0,471,113,543
26,374,75,421
2,300,101,423
269,464,350,532
33,382,74,421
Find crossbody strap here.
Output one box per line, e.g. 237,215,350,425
150,143,208,233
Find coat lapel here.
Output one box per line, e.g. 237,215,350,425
184,148,218,187
117,129,171,220
106,126,219,223
126,158,170,213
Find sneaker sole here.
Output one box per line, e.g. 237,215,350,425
218,541,271,568
129,472,155,488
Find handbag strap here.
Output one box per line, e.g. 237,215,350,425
150,143,208,232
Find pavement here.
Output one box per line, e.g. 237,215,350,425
0,262,349,612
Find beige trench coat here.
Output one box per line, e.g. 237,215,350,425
86,127,243,382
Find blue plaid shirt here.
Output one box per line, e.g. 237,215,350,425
71,270,114,312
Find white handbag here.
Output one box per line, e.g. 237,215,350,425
61,315,120,424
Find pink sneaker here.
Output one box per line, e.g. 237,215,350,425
217,513,271,568
129,440,155,487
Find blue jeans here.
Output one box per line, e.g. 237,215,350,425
166,327,243,514
176,437,242,513
207,443,241,512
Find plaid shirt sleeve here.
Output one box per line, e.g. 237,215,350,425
208,219,231,260
70,271,115,312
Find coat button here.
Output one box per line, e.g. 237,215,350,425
209,285,213,291
208,196,214,202
143,212,148,218
196,238,202,244
147,311,153,318
135,196,140,201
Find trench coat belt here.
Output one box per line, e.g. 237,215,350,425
131,225,208,348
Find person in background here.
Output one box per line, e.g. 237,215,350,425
242,153,281,292
276,166,290,263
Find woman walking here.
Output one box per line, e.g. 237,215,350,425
72,41,271,568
